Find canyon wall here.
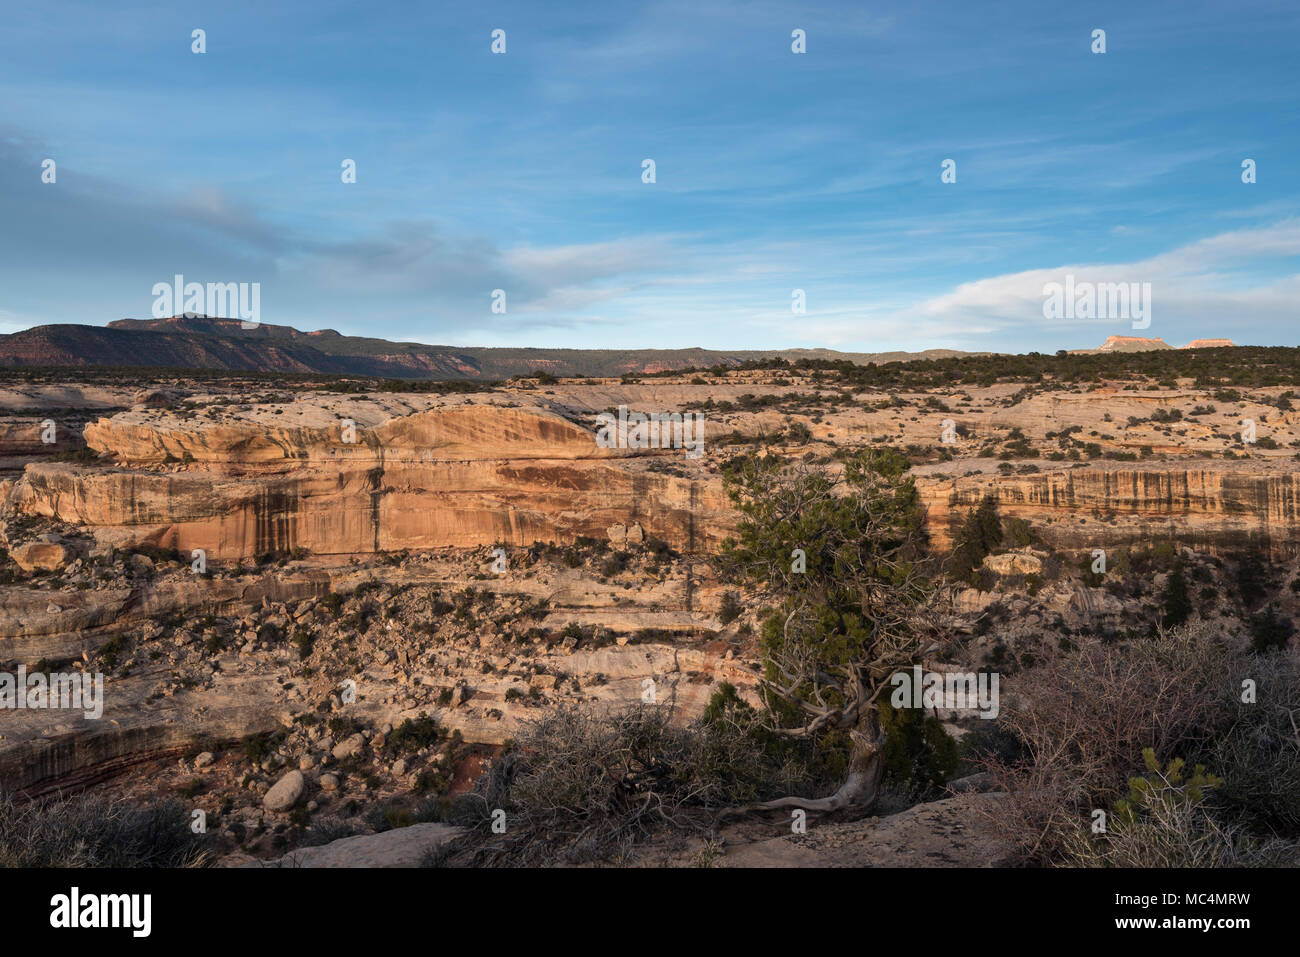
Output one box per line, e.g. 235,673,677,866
921,465,1300,556
8,394,1300,560
10,403,730,557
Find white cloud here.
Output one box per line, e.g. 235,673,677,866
900,220,1300,345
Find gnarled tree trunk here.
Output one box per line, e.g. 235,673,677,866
732,710,886,815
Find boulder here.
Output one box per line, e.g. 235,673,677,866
132,388,180,409
10,541,76,573
263,769,305,812
981,550,1043,576
332,733,365,759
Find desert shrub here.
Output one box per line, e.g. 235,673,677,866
599,553,628,577
1235,553,1272,608
785,421,813,444
1161,563,1191,629
98,635,124,670
1002,517,1036,548
364,797,444,833
385,714,442,755
1062,750,1295,867
1077,552,1105,587
1209,651,1300,834
1248,604,1294,653
413,769,451,795
430,698,825,866
980,619,1239,864
948,496,1002,582
0,792,208,867
292,627,314,659
959,718,1026,768
300,816,357,847
717,590,743,625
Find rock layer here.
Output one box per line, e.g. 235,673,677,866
14,402,729,558
921,463,1300,555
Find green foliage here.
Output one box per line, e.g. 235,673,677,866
717,590,743,625
385,714,443,755
1161,563,1191,629
701,681,751,726
292,627,314,659
949,495,1002,582
1058,750,1269,868
878,698,960,800
1248,604,1293,653
98,635,124,670
1235,553,1271,608
1002,517,1036,548
719,448,934,796
721,448,924,605
1113,749,1222,828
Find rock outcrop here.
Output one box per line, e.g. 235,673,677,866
13,401,730,558
921,463,1300,556
10,385,1300,561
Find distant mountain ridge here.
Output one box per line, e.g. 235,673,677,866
0,317,1236,379
0,316,984,379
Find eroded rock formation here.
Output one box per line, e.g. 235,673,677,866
12,401,730,558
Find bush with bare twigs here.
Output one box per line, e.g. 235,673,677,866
427,693,828,867
1209,648,1300,835
979,619,1300,866
0,791,209,868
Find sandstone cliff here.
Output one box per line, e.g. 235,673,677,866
13,400,730,558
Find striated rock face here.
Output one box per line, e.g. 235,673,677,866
13,402,730,558
921,464,1300,556
9,383,1300,563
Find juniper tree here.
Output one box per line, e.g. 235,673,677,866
948,495,1003,583
719,448,937,811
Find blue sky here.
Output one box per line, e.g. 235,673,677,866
1,0,1296,352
